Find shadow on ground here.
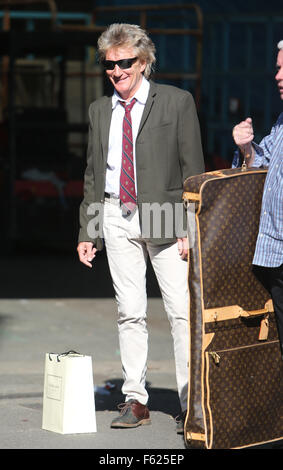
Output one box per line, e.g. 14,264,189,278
94,378,180,417
0,245,161,299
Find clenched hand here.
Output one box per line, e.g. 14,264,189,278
77,242,97,268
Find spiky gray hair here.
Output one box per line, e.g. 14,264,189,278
97,23,156,79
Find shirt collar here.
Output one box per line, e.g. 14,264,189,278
112,76,150,109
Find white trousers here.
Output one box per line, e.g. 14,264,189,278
102,199,189,411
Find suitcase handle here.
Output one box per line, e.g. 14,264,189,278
204,299,273,323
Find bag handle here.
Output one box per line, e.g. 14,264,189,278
48,350,81,362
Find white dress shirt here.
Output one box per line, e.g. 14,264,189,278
105,76,150,197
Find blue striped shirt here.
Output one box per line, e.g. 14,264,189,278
232,112,283,267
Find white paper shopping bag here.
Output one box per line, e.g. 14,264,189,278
42,351,97,434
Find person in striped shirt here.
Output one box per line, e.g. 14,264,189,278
232,39,283,358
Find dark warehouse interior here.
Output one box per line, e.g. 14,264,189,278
0,0,282,299
0,0,283,453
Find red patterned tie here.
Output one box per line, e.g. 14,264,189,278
119,98,136,214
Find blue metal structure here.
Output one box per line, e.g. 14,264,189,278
203,13,283,166
0,10,92,26
0,0,282,244
1,1,283,166
0,9,92,42
91,0,283,165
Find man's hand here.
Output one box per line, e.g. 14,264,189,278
77,242,97,268
232,117,254,157
177,237,188,260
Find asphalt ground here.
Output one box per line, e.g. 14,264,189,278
0,248,187,454
0,247,281,459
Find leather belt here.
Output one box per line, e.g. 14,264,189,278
104,192,120,205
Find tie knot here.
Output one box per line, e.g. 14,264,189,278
120,98,136,113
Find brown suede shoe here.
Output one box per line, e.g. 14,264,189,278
175,410,187,435
111,399,151,428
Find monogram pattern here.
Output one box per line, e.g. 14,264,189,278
205,339,282,449
184,168,283,449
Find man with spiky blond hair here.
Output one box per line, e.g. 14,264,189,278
77,23,204,432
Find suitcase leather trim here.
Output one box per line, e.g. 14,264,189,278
204,299,273,322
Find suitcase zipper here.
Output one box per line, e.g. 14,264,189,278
205,339,280,449
208,340,278,365
208,352,220,364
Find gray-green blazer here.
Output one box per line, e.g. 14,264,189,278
78,80,205,250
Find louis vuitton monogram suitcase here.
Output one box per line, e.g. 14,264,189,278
183,167,283,449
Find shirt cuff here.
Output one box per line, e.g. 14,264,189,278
252,142,264,167
232,149,241,168
232,142,264,168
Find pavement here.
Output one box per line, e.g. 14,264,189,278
0,246,281,455
0,247,187,452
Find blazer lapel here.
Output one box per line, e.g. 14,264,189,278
137,80,157,137
100,97,113,161
99,81,156,155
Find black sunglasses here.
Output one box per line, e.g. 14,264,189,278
102,57,138,70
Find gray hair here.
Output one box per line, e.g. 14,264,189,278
278,40,283,50
97,23,156,79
